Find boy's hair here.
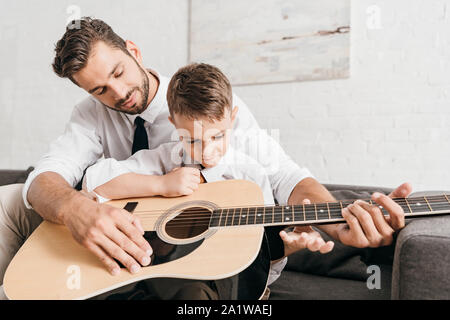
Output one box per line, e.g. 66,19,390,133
167,63,232,121
52,17,130,84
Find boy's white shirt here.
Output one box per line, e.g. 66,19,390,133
83,141,275,205
83,141,286,286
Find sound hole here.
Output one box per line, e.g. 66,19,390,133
165,207,211,240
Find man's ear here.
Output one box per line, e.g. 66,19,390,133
125,40,143,65
231,106,239,123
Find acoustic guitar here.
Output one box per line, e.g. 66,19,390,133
4,180,450,299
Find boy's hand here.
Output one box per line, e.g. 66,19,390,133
159,167,201,197
279,199,334,257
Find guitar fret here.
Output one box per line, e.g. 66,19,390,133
209,209,221,228
219,209,224,226
233,207,240,226
316,203,329,220
221,208,226,227
248,207,256,225
403,198,413,213
445,194,450,205
423,196,433,212
314,203,318,220
328,203,342,219
304,204,316,221
274,207,283,223
264,205,272,224
263,206,266,224
246,207,250,225
282,205,292,223
272,206,275,224
408,198,428,213
396,198,412,214
238,207,244,226
326,202,331,219
225,208,233,227
292,205,303,222
424,195,450,211
255,207,264,225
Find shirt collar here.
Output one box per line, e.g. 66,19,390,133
197,147,236,183
127,68,167,125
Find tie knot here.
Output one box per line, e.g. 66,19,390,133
135,116,145,126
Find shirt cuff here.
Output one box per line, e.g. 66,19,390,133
267,257,288,286
84,163,130,194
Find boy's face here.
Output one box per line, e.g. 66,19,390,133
170,107,238,168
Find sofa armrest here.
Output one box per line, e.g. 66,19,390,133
392,215,450,299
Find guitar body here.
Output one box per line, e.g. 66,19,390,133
3,180,270,300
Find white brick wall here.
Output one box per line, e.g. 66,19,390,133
1,0,449,192
235,0,450,191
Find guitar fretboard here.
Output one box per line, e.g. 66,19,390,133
208,195,450,228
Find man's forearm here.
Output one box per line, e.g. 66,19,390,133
27,172,88,225
287,177,340,240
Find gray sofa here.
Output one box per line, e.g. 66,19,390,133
1,168,449,299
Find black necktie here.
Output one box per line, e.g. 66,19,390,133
132,116,149,155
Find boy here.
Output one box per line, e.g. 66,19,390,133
83,63,333,298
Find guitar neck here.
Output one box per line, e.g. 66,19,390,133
209,194,450,228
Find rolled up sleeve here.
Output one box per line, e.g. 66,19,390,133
22,101,103,209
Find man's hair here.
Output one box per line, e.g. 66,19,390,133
52,17,130,83
167,63,232,121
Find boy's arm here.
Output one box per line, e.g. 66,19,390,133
92,167,201,200
85,147,202,201
93,173,163,200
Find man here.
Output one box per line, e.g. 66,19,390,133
0,17,411,299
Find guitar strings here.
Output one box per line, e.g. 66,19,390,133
135,197,450,224
128,195,450,220
134,199,450,221
127,194,450,216
135,201,450,229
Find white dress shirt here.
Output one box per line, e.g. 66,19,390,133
83,141,275,204
83,141,287,285
23,68,313,208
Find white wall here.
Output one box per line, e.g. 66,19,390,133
0,0,188,168
1,0,449,192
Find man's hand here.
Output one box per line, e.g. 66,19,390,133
159,167,201,197
63,198,153,276
335,182,412,248
279,199,334,257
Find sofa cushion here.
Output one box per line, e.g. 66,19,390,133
0,167,34,186
269,266,392,300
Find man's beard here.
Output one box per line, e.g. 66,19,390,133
112,63,150,115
